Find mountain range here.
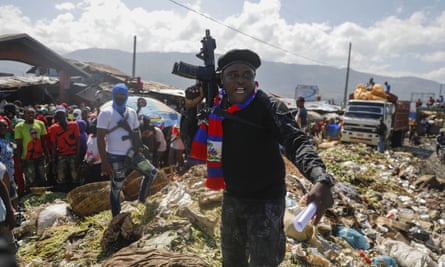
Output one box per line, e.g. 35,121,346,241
65,48,443,104
2,48,442,104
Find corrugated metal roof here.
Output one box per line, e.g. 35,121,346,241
69,60,129,78
0,33,90,78
0,33,181,105
0,75,58,88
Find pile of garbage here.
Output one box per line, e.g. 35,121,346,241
13,140,445,266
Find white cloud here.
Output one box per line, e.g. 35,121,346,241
424,67,445,83
420,51,445,63
1,0,445,83
55,2,76,11
0,5,33,35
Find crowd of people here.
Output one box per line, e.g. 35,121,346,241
0,96,189,253
0,98,186,194
415,95,445,108
292,97,343,143
0,101,100,196
0,48,335,266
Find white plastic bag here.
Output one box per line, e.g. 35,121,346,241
37,203,69,234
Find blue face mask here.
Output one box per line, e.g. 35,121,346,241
112,83,128,114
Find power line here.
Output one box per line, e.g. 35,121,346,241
167,0,334,66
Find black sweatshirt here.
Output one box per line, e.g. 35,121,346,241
221,90,327,200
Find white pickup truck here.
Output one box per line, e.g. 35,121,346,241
341,99,410,147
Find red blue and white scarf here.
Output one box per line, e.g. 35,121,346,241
189,87,257,190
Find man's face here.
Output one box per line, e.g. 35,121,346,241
221,63,256,104
296,100,304,108
113,93,127,106
24,110,35,123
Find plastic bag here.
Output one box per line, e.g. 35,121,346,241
371,255,398,267
335,225,371,250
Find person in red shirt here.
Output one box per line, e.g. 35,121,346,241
48,106,81,192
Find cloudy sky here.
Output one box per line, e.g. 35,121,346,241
2,0,445,84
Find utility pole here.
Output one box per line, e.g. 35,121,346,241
132,35,137,78
342,42,352,110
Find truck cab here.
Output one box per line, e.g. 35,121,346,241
341,100,394,146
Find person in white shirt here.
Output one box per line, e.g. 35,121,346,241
97,83,158,217
82,121,106,183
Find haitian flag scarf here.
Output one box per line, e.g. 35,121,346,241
190,88,257,190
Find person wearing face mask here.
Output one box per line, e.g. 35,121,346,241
187,49,335,266
97,83,158,217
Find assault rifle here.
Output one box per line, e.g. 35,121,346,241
172,29,219,107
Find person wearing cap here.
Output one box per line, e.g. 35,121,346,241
72,108,82,121
97,83,159,217
14,106,49,193
187,49,334,266
71,108,88,164
47,105,81,192
295,96,308,133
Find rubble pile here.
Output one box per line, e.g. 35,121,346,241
13,140,445,266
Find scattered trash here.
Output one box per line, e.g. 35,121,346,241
334,225,371,250
371,255,398,267
14,139,445,266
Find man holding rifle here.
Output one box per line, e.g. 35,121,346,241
183,48,335,266
97,83,158,217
